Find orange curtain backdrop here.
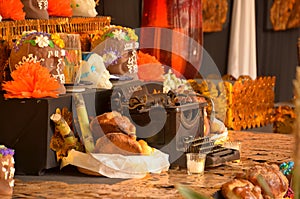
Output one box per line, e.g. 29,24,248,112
141,0,168,28
140,0,203,79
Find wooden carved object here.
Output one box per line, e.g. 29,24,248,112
270,0,300,31
203,0,228,32
189,76,276,130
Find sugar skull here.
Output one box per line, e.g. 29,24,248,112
91,25,139,77
10,31,66,94
80,52,112,89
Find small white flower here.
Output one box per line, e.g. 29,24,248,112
35,35,50,48
112,29,126,41
102,52,118,66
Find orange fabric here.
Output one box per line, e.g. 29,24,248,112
142,0,168,27
0,0,25,20
48,0,72,17
137,51,164,82
2,62,60,99
141,0,203,79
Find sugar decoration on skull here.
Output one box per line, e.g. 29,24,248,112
10,31,66,93
37,0,48,10
10,31,66,82
91,25,139,76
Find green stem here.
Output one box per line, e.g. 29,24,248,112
73,93,95,153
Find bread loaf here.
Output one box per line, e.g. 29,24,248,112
93,133,142,155
221,178,263,199
245,164,289,199
138,140,154,155
221,163,289,199
90,111,136,140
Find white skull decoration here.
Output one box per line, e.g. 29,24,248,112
80,52,112,89
70,0,97,17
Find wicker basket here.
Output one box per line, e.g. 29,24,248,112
0,16,111,47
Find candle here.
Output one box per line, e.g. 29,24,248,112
186,153,206,175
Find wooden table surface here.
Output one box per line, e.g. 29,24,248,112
11,131,295,199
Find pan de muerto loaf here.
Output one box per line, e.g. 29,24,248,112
244,164,289,199
93,132,142,155
221,178,263,199
90,111,136,140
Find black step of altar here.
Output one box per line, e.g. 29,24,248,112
0,89,112,175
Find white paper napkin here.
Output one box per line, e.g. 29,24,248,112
61,149,170,179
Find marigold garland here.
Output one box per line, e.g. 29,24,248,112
137,51,164,82
137,51,161,65
2,61,60,99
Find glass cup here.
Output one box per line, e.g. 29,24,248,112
59,33,82,84
186,153,206,175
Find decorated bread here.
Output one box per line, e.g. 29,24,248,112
221,178,263,199
90,111,136,140
94,133,154,156
0,40,10,90
138,139,154,155
10,31,66,94
0,145,15,196
93,132,143,155
91,111,154,156
222,163,289,199
244,164,289,199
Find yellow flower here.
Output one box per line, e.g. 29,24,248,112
51,33,65,49
51,33,60,40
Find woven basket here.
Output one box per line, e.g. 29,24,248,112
0,16,111,47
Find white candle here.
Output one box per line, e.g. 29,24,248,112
186,153,206,175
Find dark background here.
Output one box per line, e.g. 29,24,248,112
97,0,300,103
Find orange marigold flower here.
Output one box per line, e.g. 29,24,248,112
2,61,60,99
